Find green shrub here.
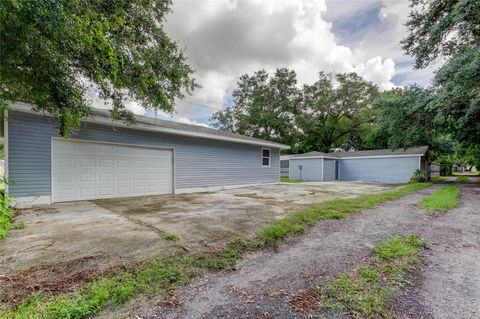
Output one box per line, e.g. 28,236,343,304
409,169,428,183
0,179,16,240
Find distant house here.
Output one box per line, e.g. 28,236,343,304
3,102,288,205
288,146,429,183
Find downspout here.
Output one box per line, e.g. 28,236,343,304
321,157,324,181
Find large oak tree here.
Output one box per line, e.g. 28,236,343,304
0,0,197,137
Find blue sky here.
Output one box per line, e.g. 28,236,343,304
129,0,435,126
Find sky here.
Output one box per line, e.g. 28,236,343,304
119,0,436,126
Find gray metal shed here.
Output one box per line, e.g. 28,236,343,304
289,147,428,183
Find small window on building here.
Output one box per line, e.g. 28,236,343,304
262,148,271,167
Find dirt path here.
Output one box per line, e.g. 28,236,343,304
140,184,480,319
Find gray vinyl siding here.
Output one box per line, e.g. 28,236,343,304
289,158,323,181
8,111,280,197
339,156,420,183
323,159,336,181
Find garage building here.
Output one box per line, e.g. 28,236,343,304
4,102,288,205
289,147,428,183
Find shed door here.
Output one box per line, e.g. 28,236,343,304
52,139,173,202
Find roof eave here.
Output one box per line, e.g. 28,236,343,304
9,101,289,149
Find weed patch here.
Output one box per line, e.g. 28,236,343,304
11,221,26,230
316,234,426,318
430,176,445,183
421,185,460,214
280,177,304,183
457,175,469,183
1,239,251,319
1,185,15,240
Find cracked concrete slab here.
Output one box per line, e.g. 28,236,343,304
0,201,176,275
0,181,396,277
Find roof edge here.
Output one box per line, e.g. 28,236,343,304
8,102,289,149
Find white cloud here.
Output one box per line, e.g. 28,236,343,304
164,0,417,124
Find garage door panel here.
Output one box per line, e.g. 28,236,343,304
117,160,129,168
79,158,96,168
79,173,95,182
52,139,173,202
57,173,75,183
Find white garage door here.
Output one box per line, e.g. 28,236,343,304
52,139,173,202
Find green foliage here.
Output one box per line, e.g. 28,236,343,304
421,185,461,213
374,86,438,149
430,176,446,183
0,0,197,137
280,177,304,183
409,169,428,183
160,232,180,242
456,175,469,183
376,1,480,159
374,234,426,262
259,183,431,246
0,178,15,240
211,69,378,152
211,68,301,146
319,234,426,318
402,0,480,69
456,144,480,170
296,72,378,152
433,48,480,148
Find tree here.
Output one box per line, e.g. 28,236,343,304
402,0,480,68
374,86,438,149
211,68,301,146
377,0,480,158
0,0,197,137
432,47,480,146
296,73,378,152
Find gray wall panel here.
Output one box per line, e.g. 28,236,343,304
323,159,336,181
8,111,280,197
289,158,323,181
339,157,420,183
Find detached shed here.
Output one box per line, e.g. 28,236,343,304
289,146,428,183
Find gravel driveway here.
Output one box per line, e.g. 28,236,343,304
140,183,480,319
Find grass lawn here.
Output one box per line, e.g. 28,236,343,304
457,175,469,183
421,185,460,214
316,234,426,318
280,177,304,183
430,176,446,183
1,183,432,319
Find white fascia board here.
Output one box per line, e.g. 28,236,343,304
9,102,289,150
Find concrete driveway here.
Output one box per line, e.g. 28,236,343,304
0,182,396,277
